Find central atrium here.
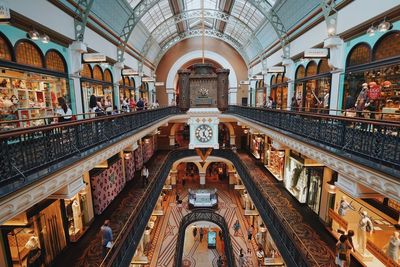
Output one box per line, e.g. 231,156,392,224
0,1,399,267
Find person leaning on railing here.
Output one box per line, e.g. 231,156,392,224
55,97,73,122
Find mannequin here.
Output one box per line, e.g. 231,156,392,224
25,235,41,267
72,199,83,233
355,83,369,116
357,211,373,255
384,231,400,263
337,196,355,216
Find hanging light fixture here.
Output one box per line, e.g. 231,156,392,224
27,30,40,40
378,19,392,32
366,25,376,37
41,34,50,43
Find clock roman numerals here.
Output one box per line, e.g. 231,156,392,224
195,124,213,143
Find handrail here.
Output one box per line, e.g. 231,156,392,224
97,149,323,267
0,107,181,196
226,105,400,178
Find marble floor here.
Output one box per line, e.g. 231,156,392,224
146,180,261,267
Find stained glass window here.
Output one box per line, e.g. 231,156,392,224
373,31,400,61
306,61,317,77
45,50,66,73
15,41,43,68
93,65,103,81
0,35,12,61
347,43,371,67
295,65,305,79
104,69,113,83
318,59,330,74
81,64,92,78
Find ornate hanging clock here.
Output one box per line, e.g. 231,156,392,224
195,124,213,143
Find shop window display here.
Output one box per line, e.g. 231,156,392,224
263,138,285,181
330,190,400,266
270,74,288,110
250,134,264,160
343,31,400,120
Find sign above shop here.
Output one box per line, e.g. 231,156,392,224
155,82,164,86
251,75,264,80
83,53,106,63
142,77,155,82
122,69,139,76
304,48,329,58
240,80,250,85
0,0,10,22
266,66,285,73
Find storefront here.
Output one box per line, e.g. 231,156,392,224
255,79,265,107
342,31,400,120
0,35,69,129
249,134,265,160
294,59,331,112
283,151,325,214
329,187,400,266
62,174,94,242
1,200,67,267
263,137,285,181
270,74,288,110
80,64,114,114
119,76,135,100
140,81,149,101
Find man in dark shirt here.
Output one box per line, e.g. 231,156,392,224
136,98,144,111
101,220,113,258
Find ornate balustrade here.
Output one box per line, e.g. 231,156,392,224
0,107,181,196
226,105,400,177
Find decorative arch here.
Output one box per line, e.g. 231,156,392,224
171,156,235,173
305,61,317,77
0,32,13,61
295,65,305,79
104,69,113,83
123,76,130,86
165,50,238,89
131,77,136,89
45,49,67,73
81,63,92,78
92,65,103,81
276,73,283,84
318,59,330,74
346,42,371,67
270,75,276,85
14,39,44,68
373,30,400,61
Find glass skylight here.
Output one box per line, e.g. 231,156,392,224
231,0,265,30
140,0,173,32
184,0,219,10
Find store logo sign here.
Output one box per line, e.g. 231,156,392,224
122,69,139,76
83,53,106,63
0,0,10,21
266,66,285,73
304,48,329,58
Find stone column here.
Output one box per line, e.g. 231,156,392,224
177,69,191,111
68,41,87,118
113,62,124,110
199,172,206,185
228,87,237,105
324,36,344,115
166,88,175,105
282,58,295,111
216,68,230,111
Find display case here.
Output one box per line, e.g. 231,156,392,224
188,189,218,209
207,231,217,248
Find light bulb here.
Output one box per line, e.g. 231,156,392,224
366,26,376,37
41,34,50,43
378,20,391,32
28,30,40,40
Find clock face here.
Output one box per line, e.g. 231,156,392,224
195,124,213,143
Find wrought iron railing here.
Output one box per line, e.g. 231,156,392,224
101,149,311,267
0,107,181,196
226,105,400,177
173,209,236,267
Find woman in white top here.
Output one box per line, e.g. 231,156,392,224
56,97,72,122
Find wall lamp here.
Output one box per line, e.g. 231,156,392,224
27,30,50,43
367,18,392,37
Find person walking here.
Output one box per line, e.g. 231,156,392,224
101,220,113,258
199,227,204,242
136,98,144,111
256,246,265,267
141,165,149,187
335,234,352,267
247,225,254,241
238,249,245,267
233,220,240,236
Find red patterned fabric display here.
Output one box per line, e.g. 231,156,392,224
135,144,143,170
90,159,125,215
124,152,135,181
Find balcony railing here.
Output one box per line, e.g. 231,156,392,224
0,107,181,197
101,149,311,267
226,105,400,177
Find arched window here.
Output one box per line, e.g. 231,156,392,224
276,74,282,84
45,50,66,73
306,61,317,77
104,69,113,83
373,31,400,61
295,65,305,79
15,40,43,68
318,59,330,74
0,34,12,61
131,78,136,88
346,43,371,67
92,65,103,81
270,75,276,85
81,64,92,78
124,76,130,86
282,76,288,83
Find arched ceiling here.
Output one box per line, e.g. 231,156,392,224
80,0,322,68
